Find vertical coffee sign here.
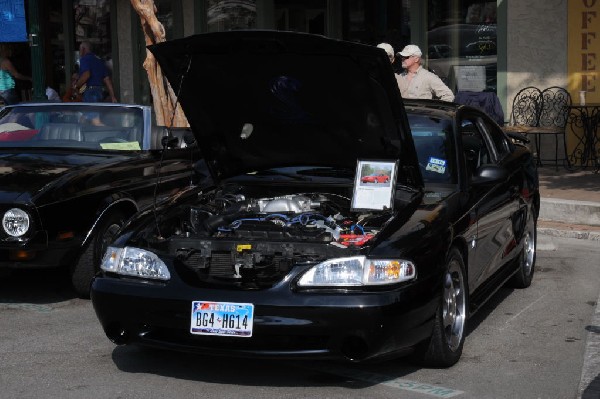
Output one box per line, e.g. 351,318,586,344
569,0,599,102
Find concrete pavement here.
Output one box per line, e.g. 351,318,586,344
534,166,600,398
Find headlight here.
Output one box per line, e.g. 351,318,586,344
2,208,30,237
297,256,415,287
101,246,170,281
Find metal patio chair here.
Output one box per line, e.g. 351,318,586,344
533,86,572,169
502,86,546,165
503,86,543,136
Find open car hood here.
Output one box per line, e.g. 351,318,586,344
149,30,422,187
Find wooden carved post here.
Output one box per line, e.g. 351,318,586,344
130,0,189,127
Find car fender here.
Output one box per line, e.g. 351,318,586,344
80,196,138,248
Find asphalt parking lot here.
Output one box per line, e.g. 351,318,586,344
0,234,598,399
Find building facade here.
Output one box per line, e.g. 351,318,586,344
8,1,598,121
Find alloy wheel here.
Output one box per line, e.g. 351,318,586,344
522,223,536,276
443,259,467,352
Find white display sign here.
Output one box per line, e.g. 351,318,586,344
351,160,398,211
455,65,486,92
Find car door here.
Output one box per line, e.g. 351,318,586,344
460,111,519,291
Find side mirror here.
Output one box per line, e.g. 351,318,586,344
506,131,530,144
472,164,508,185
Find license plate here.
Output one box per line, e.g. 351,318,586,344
190,301,254,337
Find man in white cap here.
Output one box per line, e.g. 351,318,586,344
377,42,403,74
396,44,454,102
377,42,396,64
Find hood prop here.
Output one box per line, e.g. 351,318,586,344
153,55,193,238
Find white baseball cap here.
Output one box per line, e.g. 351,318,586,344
376,43,395,59
398,44,423,57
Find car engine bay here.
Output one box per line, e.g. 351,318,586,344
164,186,395,288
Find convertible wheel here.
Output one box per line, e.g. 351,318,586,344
71,212,125,299
510,210,536,288
413,247,467,368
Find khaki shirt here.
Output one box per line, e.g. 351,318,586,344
396,66,455,102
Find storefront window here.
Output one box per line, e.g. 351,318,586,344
427,0,497,92
274,0,326,35
74,0,111,62
207,0,256,32
344,0,410,60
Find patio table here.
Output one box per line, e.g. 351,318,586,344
567,103,600,173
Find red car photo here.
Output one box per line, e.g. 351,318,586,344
361,173,390,184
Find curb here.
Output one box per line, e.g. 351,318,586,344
537,226,600,241
539,198,600,227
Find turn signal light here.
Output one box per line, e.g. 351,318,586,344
9,249,36,261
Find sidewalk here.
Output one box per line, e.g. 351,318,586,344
534,166,600,399
536,165,600,239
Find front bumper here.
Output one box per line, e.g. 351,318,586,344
0,242,78,269
91,272,440,362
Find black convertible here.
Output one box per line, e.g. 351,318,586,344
91,31,538,367
0,103,201,297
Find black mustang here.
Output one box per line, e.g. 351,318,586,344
0,103,201,297
90,31,538,367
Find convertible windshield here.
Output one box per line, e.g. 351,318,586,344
0,104,144,151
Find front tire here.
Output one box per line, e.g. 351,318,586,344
510,210,536,288
413,247,468,368
71,212,125,298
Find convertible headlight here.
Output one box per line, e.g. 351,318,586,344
101,246,170,281
2,208,30,237
297,256,415,287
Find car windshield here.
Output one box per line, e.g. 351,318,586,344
0,104,144,151
407,111,457,185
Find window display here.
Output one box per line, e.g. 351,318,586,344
427,0,497,93
207,0,256,32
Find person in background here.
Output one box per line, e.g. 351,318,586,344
63,72,83,102
377,42,396,64
395,44,454,102
377,42,402,74
46,86,61,102
73,41,117,103
0,44,32,105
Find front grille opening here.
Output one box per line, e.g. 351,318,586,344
174,250,294,290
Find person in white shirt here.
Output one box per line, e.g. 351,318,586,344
395,44,454,102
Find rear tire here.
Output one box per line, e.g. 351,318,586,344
71,212,125,299
413,247,468,368
510,210,536,288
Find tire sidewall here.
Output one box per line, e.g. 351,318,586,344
512,210,536,288
70,212,124,298
413,247,468,368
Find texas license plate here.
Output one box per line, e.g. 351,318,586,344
190,301,254,337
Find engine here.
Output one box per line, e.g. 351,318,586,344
182,193,384,246
169,191,392,288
